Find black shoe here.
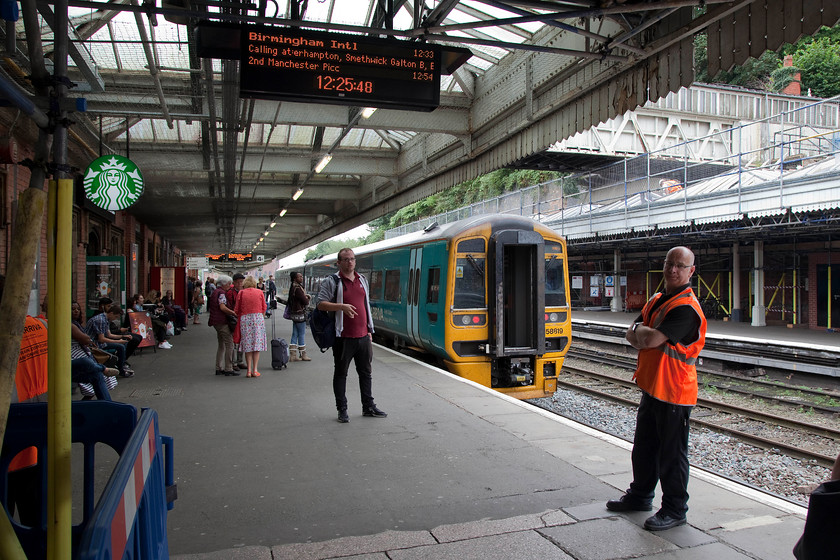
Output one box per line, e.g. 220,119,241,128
644,511,686,531
215,369,224,375
224,370,240,376
362,405,387,418
119,370,134,378
606,494,653,512
337,410,349,423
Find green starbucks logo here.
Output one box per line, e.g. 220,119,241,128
83,155,144,211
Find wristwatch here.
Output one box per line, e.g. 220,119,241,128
632,322,641,332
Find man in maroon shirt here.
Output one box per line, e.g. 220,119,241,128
316,248,387,423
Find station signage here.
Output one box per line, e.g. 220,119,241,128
205,253,253,263
240,26,442,111
186,256,209,269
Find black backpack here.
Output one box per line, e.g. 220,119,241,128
310,274,338,353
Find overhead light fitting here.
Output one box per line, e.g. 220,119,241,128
259,237,264,242
279,209,287,217
361,107,377,119
314,154,332,173
270,219,276,228
292,188,304,201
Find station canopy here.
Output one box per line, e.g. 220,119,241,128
7,1,833,265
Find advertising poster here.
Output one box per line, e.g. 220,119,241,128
85,256,126,318
128,312,157,348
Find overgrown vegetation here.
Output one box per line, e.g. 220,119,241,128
305,168,568,259
694,23,840,98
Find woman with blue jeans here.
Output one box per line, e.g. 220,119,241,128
288,271,311,362
71,301,115,400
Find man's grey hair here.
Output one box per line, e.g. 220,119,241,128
215,274,233,287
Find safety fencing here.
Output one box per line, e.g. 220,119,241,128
1,401,175,560
385,91,840,241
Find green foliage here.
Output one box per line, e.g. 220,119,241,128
304,238,365,262
696,42,780,90
770,65,801,93
385,169,567,229
695,23,840,97
791,36,840,98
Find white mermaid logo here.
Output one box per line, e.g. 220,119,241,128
83,155,144,211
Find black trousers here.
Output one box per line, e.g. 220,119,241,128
125,333,142,359
628,392,693,518
332,336,374,411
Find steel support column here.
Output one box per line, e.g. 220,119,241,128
751,240,766,327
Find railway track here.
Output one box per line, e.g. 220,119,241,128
568,347,840,414
546,363,838,467
572,321,840,377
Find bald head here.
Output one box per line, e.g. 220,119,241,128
663,246,696,294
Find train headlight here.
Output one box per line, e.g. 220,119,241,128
549,312,559,322
462,315,471,325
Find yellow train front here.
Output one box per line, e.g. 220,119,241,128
293,214,572,399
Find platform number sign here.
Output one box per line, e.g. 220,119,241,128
83,155,144,211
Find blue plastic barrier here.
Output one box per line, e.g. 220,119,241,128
78,407,175,560
0,401,175,559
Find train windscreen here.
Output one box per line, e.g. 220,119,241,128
453,256,486,309
545,246,567,307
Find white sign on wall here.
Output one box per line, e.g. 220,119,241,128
186,257,209,269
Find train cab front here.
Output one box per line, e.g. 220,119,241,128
445,222,570,400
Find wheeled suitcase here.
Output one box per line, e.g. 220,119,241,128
270,312,289,369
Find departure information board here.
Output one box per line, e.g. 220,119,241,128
206,253,253,262
240,26,442,111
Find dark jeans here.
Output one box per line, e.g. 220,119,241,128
102,342,127,372
71,357,112,400
628,392,692,518
332,336,374,411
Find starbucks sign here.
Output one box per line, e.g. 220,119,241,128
83,155,144,211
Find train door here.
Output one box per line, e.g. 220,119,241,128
491,229,545,356
407,247,423,346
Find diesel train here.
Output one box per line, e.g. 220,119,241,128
277,214,571,399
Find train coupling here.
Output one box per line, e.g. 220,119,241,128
507,360,534,386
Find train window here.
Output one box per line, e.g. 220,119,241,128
545,254,568,307
369,270,383,298
427,268,440,304
453,257,485,309
457,238,485,253
384,270,401,302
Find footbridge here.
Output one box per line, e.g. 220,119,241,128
547,83,840,168
387,85,840,248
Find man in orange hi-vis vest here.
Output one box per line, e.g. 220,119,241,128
606,246,707,531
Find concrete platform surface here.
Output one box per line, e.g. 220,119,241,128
108,318,806,559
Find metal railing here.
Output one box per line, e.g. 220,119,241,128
385,90,840,240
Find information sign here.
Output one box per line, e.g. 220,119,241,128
187,257,209,269
240,26,442,111
206,253,253,263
